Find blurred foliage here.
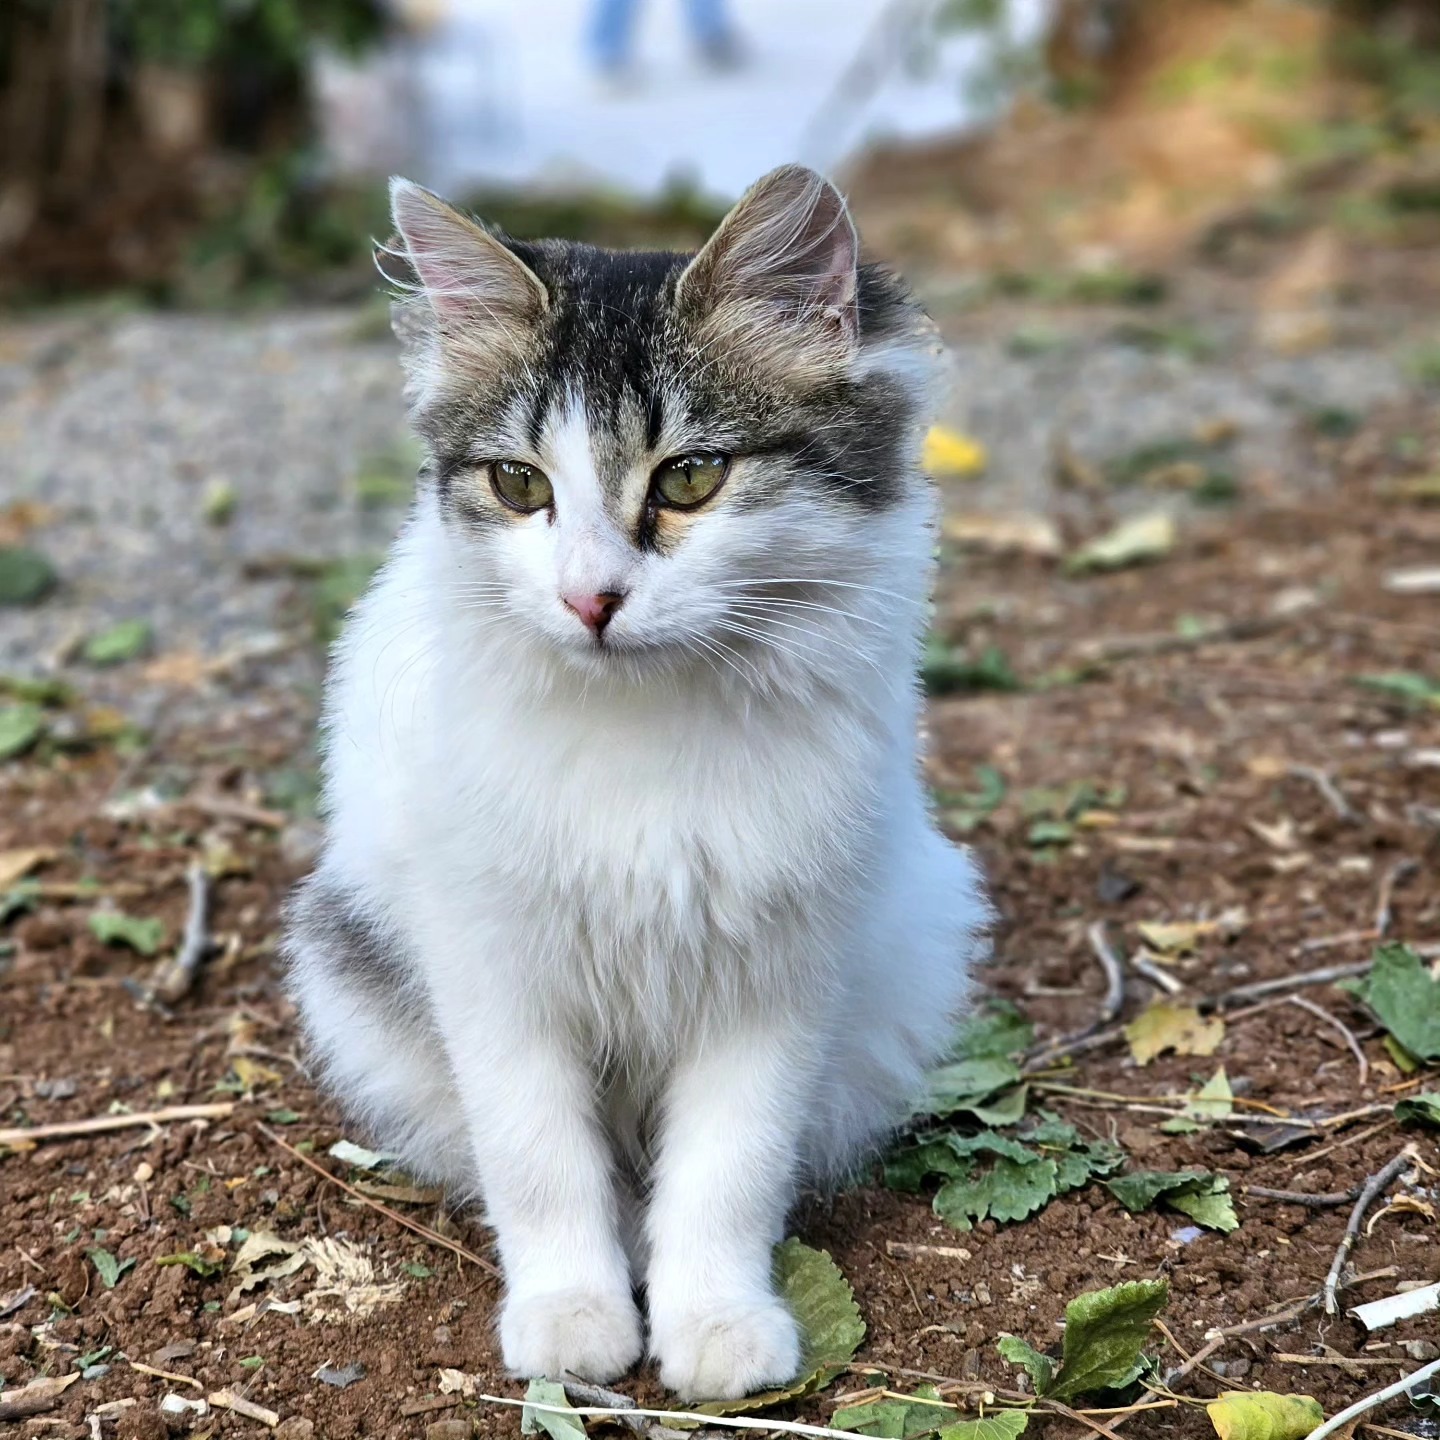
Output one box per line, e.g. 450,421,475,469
123,0,384,68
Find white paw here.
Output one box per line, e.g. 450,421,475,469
500,1287,643,1383
653,1298,802,1400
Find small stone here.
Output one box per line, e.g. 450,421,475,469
276,1420,316,1440
425,1422,472,1440
431,1325,453,1347
1404,1339,1439,1362
316,1362,365,1389
133,1161,154,1184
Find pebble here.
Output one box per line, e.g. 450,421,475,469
426,1421,473,1440
276,1420,316,1440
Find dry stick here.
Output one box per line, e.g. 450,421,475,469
150,862,211,1004
1302,1356,1440,1440
1374,859,1419,938
256,1122,500,1279
1245,1185,1361,1208
1323,1146,1420,1315
1088,922,1127,1023
1284,995,1369,1088
0,1102,234,1147
1131,957,1183,996
1289,765,1358,823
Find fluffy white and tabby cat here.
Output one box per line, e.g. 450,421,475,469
285,165,990,1400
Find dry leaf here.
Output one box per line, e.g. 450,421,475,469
0,847,52,889
1136,921,1218,955
302,1236,405,1322
231,1056,282,1090
1066,512,1176,574
1248,817,1299,851
943,512,1062,558
1125,1003,1225,1065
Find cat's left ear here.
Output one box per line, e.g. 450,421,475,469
676,165,859,373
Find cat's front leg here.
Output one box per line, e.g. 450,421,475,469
428,960,642,1382
645,1019,809,1400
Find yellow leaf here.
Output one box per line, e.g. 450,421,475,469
1136,921,1217,955
923,426,988,477
231,1056,282,1090
0,846,53,889
1066,511,1176,574
1125,1003,1225,1065
1207,1391,1322,1440
943,512,1061,558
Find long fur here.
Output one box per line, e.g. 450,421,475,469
284,166,990,1401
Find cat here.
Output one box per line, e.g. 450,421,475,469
284,164,990,1400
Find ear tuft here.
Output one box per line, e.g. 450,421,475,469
388,177,548,329
677,165,859,367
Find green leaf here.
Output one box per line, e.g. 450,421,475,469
1046,1280,1169,1401
947,1003,1033,1060
967,1085,1031,1127
0,546,58,605
154,1251,222,1277
1356,671,1440,709
1105,1170,1213,1212
697,1240,865,1415
87,1248,135,1289
923,640,1022,697
935,1157,1059,1230
1206,1391,1323,1440
265,1108,301,1125
939,1411,1030,1440
924,1056,1023,1117
0,704,46,760
1396,1092,1440,1127
238,1356,264,1370
87,911,165,956
997,1336,1056,1395
1342,945,1440,1060
402,1261,433,1278
1169,1181,1239,1233
82,619,153,666
835,1389,954,1438
884,1140,972,1193
522,1379,587,1440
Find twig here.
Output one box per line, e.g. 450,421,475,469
1289,765,1358,823
1374,859,1418,938
207,1390,279,1428
1301,1356,1440,1440
563,1377,647,1433
1044,1397,1125,1440
174,795,288,830
1245,1186,1360,1207
127,1360,202,1389
256,1123,500,1279
1204,1297,1317,1339
1285,996,1369,1087
1323,1147,1420,1314
150,862,212,1004
1131,956,1184,996
1156,1328,1226,1389
1280,1118,1396,1170
886,1241,974,1262
1087,923,1127,1024
0,1102,235,1147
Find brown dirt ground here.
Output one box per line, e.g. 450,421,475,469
2,392,1440,1439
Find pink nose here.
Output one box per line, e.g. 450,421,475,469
563,590,626,636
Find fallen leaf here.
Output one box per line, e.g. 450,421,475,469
0,847,52,888
697,1239,865,1414
328,1139,401,1170
316,1362,366,1388
999,1279,1168,1401
0,1371,80,1417
1136,920,1218,954
231,1057,282,1091
82,619,153,666
943,512,1062,558
228,1231,306,1303
940,1410,1030,1440
1396,1092,1440,1128
1124,1003,1225,1065
924,426,988,477
1107,1171,1238,1232
996,1336,1055,1396
835,1385,955,1438
88,911,165,956
0,703,46,760
1342,944,1440,1061
0,546,58,605
87,1248,136,1289
523,1379,588,1440
155,1248,225,1277
1065,512,1176,575
352,1178,444,1205
1206,1390,1323,1440
1356,671,1440,709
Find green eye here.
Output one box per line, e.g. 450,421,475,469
491,460,554,513
652,453,729,510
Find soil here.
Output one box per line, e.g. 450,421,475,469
3,265,1440,1436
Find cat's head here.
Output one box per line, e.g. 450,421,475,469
387,165,939,684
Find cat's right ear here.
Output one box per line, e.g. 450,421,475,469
386,178,548,339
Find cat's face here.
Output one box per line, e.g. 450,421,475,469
388,167,936,680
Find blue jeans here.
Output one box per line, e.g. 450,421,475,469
589,0,731,66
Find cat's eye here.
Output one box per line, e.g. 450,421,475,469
490,460,554,513
651,453,729,510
